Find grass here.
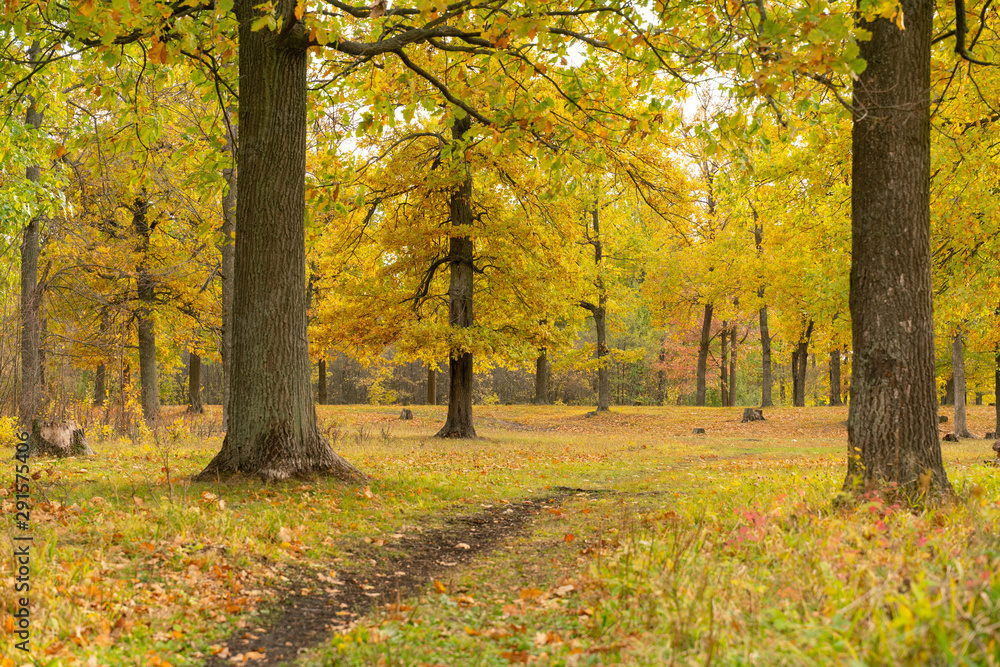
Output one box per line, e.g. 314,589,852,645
2,403,1000,665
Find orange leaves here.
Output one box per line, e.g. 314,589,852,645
148,38,169,65
433,579,447,594
294,0,306,20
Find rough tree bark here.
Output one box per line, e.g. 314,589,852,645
133,199,160,424
845,0,951,498
829,349,843,406
535,348,548,404
580,207,609,412
19,44,44,434
951,332,972,438
187,352,204,414
196,1,363,479
696,303,713,406
791,321,813,407
426,365,436,405
220,103,236,431
436,115,477,438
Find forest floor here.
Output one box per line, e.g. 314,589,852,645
2,404,1000,666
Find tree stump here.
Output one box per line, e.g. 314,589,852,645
692,428,706,435
399,408,413,420
584,411,599,418
741,408,765,423
943,433,959,442
28,421,95,458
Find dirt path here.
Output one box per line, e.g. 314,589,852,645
204,489,591,666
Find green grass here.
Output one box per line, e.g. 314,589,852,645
3,404,999,665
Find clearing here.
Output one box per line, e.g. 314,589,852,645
2,404,999,665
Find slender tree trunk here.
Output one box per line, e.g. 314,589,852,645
829,350,843,406
657,339,666,405
535,348,548,404
19,44,44,433
845,0,951,498
720,320,729,406
696,303,713,406
729,326,737,406
133,200,160,424
942,376,954,405
187,352,204,414
595,299,609,411
317,358,327,405
94,363,106,406
220,109,236,432
93,307,108,406
437,116,477,438
427,365,436,405
759,305,772,407
753,222,773,408
995,350,1000,436
583,208,610,412
792,321,813,407
952,332,972,438
197,1,363,480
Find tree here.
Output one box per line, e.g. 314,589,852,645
951,331,973,438
844,0,952,498
19,43,45,438
197,0,363,478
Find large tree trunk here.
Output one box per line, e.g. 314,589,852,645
720,320,729,406
220,108,236,432
436,116,477,438
845,0,951,498
317,358,327,405
829,349,843,406
426,365,436,405
187,352,204,414
951,332,972,438
535,348,548,404
197,1,363,480
696,303,713,406
133,200,160,424
19,45,44,433
728,325,737,406
791,321,813,407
